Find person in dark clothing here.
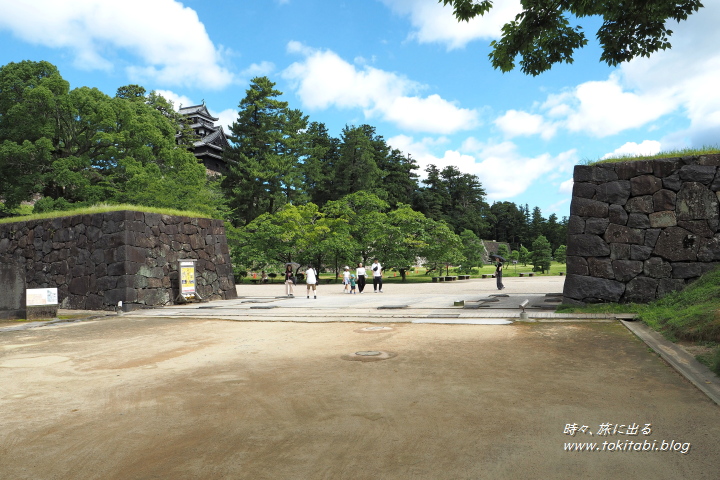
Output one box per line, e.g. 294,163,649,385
495,260,505,290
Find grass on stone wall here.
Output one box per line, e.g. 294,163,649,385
558,266,720,375
584,145,720,166
0,203,214,225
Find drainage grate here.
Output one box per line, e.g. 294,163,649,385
377,305,408,310
341,350,397,362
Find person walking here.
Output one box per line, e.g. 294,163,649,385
342,266,351,293
284,264,295,297
356,262,367,293
349,274,357,294
371,258,383,293
495,259,505,290
306,264,318,299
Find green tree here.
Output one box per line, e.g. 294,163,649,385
530,235,553,273
323,190,389,264
518,245,530,267
223,76,308,226
497,243,510,259
554,245,567,264
420,219,465,276
440,0,704,75
334,125,383,197
0,61,214,214
459,229,485,273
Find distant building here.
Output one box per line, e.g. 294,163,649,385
178,103,230,176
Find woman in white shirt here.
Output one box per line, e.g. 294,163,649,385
356,262,367,293
305,265,318,299
371,258,383,293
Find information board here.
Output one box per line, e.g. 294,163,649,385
26,288,58,306
179,260,197,298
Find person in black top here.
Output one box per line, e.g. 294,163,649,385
495,260,505,290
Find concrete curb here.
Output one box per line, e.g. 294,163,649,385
621,320,720,406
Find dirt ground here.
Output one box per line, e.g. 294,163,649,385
1,316,719,480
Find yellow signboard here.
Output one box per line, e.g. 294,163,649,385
180,260,196,297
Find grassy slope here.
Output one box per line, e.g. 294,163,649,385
0,204,214,224
585,146,720,165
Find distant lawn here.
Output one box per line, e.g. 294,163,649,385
558,266,720,375
585,145,720,166
0,203,214,224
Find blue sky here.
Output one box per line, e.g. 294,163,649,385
1,0,718,219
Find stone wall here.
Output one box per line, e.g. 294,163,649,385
0,210,237,310
563,155,720,304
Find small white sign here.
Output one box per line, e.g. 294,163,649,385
26,288,58,306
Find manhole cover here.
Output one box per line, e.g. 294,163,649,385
341,351,397,362
355,326,394,333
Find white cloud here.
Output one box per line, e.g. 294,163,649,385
154,90,195,110
558,179,574,194
542,75,677,138
494,110,557,139
283,42,478,134
211,108,238,133
534,2,720,144
388,135,577,200
601,140,662,160
381,0,522,50
0,0,234,89
241,61,275,78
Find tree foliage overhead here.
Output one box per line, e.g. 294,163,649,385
440,0,704,75
0,60,217,215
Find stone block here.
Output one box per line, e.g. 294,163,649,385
0,263,25,312
697,154,720,166
672,262,704,279
563,274,625,303
625,196,654,214
608,204,628,225
630,245,653,261
644,257,672,278
588,257,614,279
657,278,686,297
568,215,585,234
574,165,618,182
627,213,650,229
677,220,714,238
623,277,658,303
585,218,609,235
649,211,677,228
595,180,631,205
615,160,653,179
68,276,90,295
612,260,643,282
567,234,611,257
566,256,589,276
644,229,662,248
631,175,663,196
652,189,676,211
604,224,644,244
697,235,720,262
662,174,682,191
676,182,719,229
653,227,698,261
610,243,630,260
679,165,716,185
572,182,596,199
